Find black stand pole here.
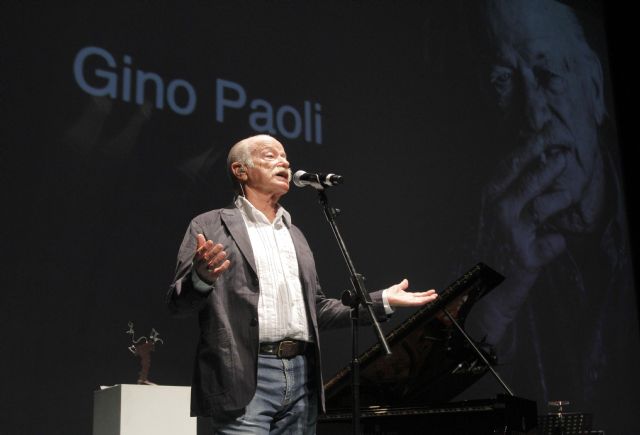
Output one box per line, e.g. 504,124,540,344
315,188,391,435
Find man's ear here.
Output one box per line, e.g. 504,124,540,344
231,162,247,181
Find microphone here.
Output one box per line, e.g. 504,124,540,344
293,170,344,189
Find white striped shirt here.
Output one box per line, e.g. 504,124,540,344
235,196,311,343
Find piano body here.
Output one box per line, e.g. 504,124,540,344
318,263,538,434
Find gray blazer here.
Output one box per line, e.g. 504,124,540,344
167,205,387,417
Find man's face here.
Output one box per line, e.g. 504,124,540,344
482,0,604,231
245,137,291,198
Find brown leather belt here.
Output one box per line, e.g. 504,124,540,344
259,340,308,359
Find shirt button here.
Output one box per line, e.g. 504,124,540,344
250,317,258,326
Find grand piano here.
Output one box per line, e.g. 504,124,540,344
317,263,538,434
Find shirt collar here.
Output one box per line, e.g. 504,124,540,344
234,195,291,228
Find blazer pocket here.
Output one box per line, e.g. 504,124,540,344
199,327,235,396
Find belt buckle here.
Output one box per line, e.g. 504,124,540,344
277,340,294,358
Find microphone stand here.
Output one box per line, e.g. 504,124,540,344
312,184,391,435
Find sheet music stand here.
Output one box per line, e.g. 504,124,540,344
538,411,593,434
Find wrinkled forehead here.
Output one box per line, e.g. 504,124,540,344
483,0,582,63
249,136,286,155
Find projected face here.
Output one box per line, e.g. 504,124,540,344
469,0,610,280
482,0,606,236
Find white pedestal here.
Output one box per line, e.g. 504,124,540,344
93,384,196,435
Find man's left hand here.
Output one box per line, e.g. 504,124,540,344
386,279,438,307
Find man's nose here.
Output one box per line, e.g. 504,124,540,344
278,156,290,168
521,70,551,133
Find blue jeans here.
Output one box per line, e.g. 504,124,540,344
202,353,317,434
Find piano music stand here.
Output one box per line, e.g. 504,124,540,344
538,412,593,434
539,400,593,435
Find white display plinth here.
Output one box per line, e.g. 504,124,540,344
93,384,196,435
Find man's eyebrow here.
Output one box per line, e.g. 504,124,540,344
527,50,549,66
260,146,286,158
513,40,552,62
535,52,548,62
487,51,516,68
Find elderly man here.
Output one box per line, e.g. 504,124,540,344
424,1,640,432
168,134,437,434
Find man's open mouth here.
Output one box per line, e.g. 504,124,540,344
274,169,290,181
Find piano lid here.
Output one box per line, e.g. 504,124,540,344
324,263,504,410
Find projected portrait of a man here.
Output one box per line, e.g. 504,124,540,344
424,0,640,432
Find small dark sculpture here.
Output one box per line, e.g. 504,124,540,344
126,321,164,385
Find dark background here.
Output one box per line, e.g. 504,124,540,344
1,1,637,434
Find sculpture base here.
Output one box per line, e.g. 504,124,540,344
92,384,196,435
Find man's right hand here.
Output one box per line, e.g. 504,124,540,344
472,143,573,325
465,144,572,345
193,234,231,284
481,142,571,277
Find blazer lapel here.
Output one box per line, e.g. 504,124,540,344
221,207,257,276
